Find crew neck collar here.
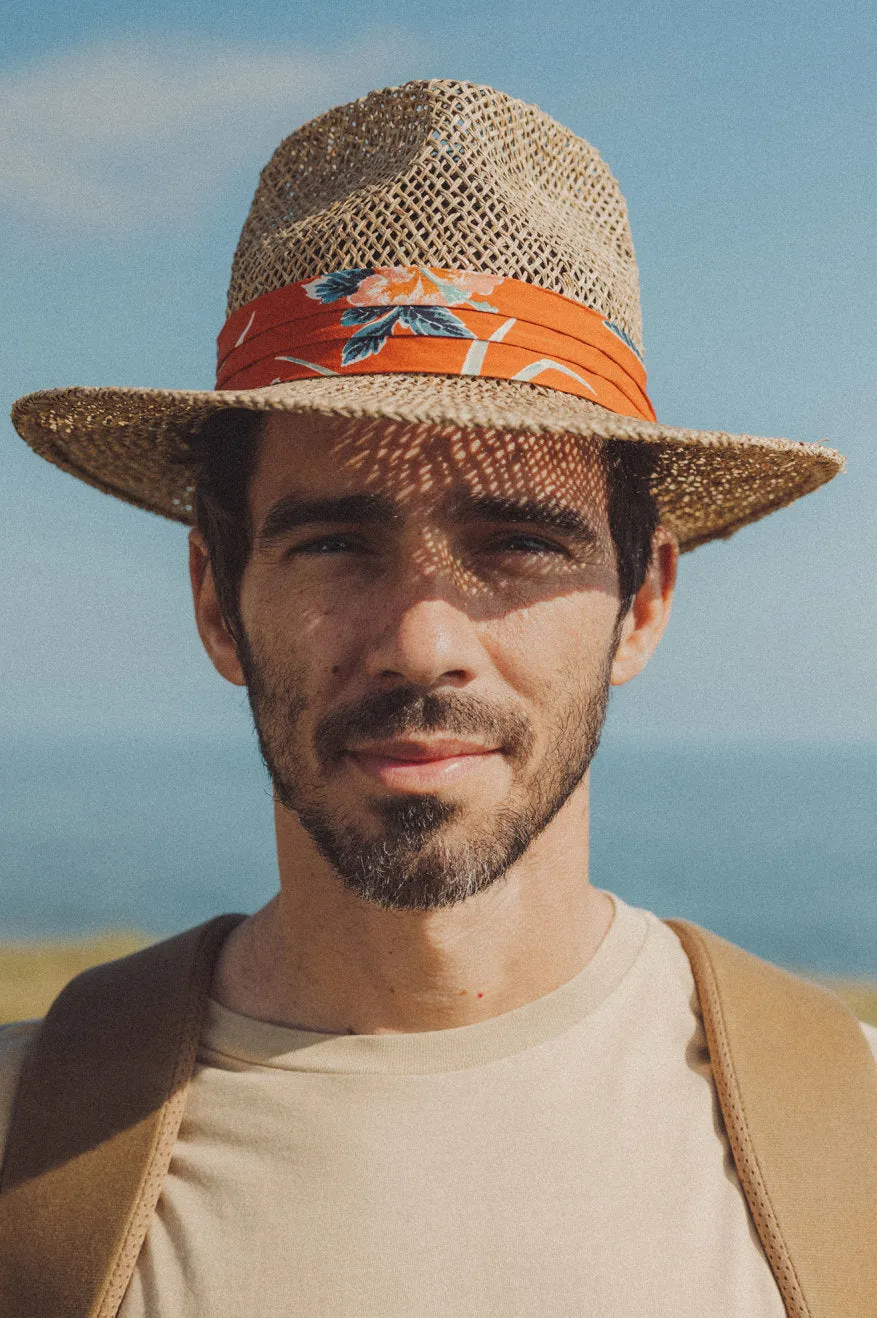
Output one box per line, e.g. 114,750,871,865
201,893,650,1076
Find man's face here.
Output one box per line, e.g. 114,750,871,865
233,416,627,911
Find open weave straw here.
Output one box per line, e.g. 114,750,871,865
10,79,844,549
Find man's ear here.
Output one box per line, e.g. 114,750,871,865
610,526,678,687
188,529,247,686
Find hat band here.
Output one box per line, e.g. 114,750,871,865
216,267,655,422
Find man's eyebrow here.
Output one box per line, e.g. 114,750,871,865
448,493,601,542
255,493,401,546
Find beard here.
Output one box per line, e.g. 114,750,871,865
238,629,617,912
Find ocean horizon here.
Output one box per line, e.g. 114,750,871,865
2,730,875,976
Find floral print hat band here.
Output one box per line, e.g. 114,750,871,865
11,80,843,551
216,266,655,422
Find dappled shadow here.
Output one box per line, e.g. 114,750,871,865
247,412,622,621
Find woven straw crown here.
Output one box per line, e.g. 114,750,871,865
10,79,844,548
228,80,643,350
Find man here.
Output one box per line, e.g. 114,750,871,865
3,81,875,1316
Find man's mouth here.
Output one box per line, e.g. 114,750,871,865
346,738,502,790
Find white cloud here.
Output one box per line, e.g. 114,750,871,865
0,35,423,230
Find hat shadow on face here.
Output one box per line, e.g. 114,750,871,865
244,413,623,621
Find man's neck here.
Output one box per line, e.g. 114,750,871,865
211,786,613,1035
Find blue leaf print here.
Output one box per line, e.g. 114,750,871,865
399,306,474,339
341,309,401,365
310,268,375,304
340,307,395,327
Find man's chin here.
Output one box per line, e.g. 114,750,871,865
293,793,531,912
316,790,486,865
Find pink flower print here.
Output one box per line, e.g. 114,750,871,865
348,269,439,307
303,265,503,314
446,271,504,298
417,268,502,310
347,267,503,310
346,271,401,306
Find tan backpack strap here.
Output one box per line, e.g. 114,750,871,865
667,918,877,1318
0,911,243,1318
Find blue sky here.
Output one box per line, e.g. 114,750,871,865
2,0,875,745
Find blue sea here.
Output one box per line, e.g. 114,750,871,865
1,733,875,975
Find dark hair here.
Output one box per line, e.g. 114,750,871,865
192,410,660,641
191,409,262,644
605,438,661,613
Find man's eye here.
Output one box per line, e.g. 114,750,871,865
487,534,568,556
291,534,360,555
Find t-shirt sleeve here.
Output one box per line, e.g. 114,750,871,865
0,1020,42,1168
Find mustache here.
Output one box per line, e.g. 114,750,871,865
314,687,535,765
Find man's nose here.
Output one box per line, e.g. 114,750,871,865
362,589,484,688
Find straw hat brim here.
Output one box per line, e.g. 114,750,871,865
11,374,844,553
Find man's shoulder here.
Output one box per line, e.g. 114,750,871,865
652,910,877,1067
0,1019,42,1162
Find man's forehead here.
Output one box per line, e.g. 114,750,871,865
251,413,609,516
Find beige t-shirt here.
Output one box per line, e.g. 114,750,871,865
2,896,876,1316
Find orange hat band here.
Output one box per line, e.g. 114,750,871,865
216,266,655,422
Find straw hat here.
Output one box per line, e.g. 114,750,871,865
11,79,843,551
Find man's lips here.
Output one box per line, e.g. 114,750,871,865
351,738,498,761
346,738,502,789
